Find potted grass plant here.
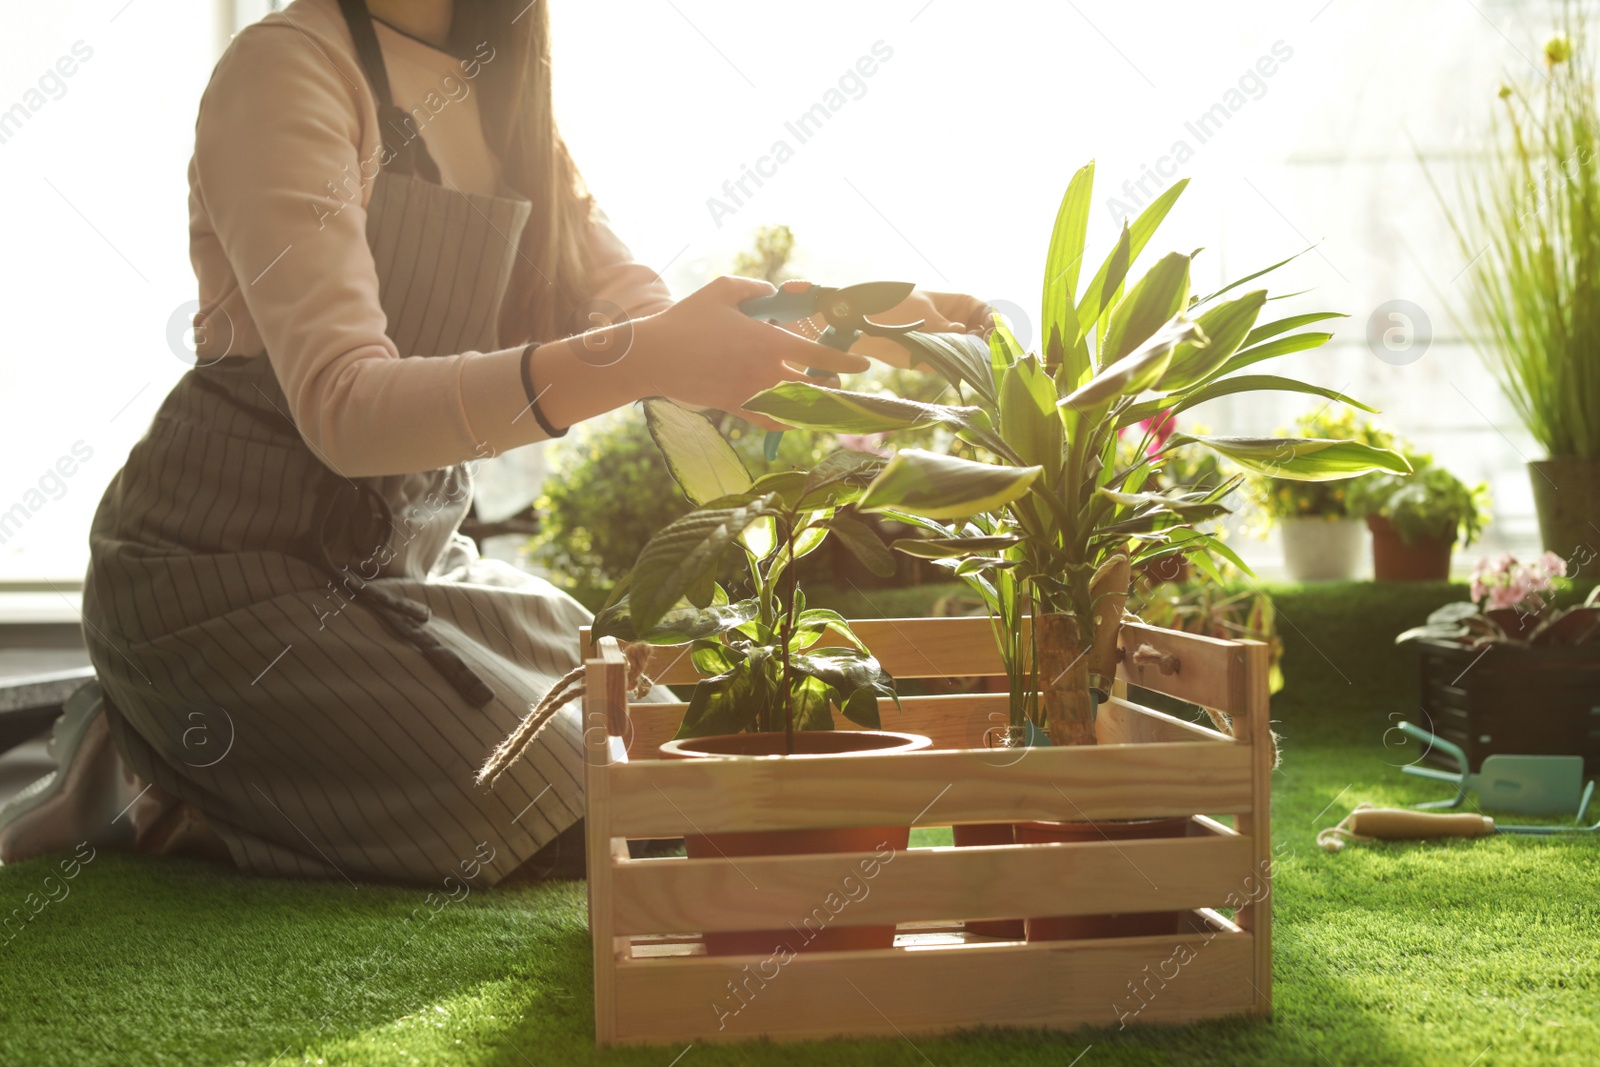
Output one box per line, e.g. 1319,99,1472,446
745,161,1409,939
588,399,929,955
1347,453,1490,581
1435,19,1600,576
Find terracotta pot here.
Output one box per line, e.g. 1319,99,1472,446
951,819,1027,940
1013,817,1193,940
1529,458,1600,578
659,729,931,956
1279,516,1365,581
1366,515,1453,582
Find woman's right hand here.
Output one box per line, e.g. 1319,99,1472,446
633,276,870,431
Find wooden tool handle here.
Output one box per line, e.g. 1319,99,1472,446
1349,808,1495,839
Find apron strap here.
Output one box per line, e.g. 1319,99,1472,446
335,0,443,184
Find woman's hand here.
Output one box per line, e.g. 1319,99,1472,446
632,276,870,430
786,288,994,368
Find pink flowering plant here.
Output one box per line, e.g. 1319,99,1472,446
1399,550,1599,648
1470,551,1569,614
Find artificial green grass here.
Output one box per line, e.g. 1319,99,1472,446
3,582,1598,1065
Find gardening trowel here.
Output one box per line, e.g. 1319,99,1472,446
740,280,924,460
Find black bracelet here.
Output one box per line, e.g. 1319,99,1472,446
519,342,567,439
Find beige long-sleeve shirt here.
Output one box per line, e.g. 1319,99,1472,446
188,0,672,477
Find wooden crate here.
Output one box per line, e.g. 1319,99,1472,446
579,617,1274,1046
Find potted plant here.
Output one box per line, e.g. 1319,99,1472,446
1246,407,1394,581
1347,454,1490,581
1437,22,1600,576
749,160,1407,746
1397,553,1600,773
589,399,929,955
745,161,1409,938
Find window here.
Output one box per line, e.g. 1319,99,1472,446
0,0,1550,584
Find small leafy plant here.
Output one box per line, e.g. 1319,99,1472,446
1347,457,1490,547
590,400,899,751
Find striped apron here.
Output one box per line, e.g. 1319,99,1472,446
80,3,592,885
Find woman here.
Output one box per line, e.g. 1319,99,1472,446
0,0,987,885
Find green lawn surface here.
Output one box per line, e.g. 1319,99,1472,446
2,581,1596,1066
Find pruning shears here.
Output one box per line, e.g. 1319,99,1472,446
740,280,923,460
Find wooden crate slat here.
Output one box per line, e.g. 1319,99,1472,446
585,618,1256,713
582,644,627,1046
621,692,1062,759
609,929,1256,1044
584,617,1009,685
1118,621,1254,713
608,833,1256,935
1237,640,1274,1015
619,691,1234,759
1098,696,1234,745
603,740,1253,836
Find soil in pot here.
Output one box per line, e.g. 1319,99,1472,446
1014,816,1193,940
658,729,932,956
1530,458,1600,578
1280,516,1365,581
1367,515,1453,581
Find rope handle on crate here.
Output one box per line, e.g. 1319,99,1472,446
476,641,654,788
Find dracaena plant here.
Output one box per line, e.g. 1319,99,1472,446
590,400,901,752
745,161,1411,745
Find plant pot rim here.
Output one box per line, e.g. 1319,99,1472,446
659,729,932,760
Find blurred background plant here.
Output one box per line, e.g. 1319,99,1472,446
1132,576,1286,694
1245,407,1397,535
731,224,797,285
1347,455,1491,548
1440,17,1600,463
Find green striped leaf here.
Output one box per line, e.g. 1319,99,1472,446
1172,434,1412,481
1042,161,1095,380
745,381,982,435
1156,290,1267,391
860,449,1042,520
1060,317,1203,411
1100,252,1192,366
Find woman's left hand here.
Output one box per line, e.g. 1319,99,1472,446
851,290,994,367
